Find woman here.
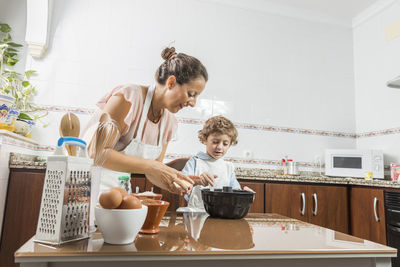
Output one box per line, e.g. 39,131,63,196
81,47,208,195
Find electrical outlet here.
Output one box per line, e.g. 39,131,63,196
385,19,400,42
243,150,253,159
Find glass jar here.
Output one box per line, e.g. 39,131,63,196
118,176,132,194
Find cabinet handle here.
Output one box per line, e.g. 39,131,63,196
373,197,380,222
312,193,318,216
300,193,305,216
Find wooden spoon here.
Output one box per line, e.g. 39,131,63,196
59,112,80,156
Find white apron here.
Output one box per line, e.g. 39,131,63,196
96,84,165,193
187,157,233,210
90,84,165,231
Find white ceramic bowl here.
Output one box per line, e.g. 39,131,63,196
95,205,148,245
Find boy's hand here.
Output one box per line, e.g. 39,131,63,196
190,172,217,186
243,186,255,193
243,186,256,201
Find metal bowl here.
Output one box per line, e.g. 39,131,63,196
201,187,254,219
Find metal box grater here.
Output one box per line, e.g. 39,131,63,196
34,137,93,245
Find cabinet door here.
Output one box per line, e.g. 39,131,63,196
307,185,349,233
0,170,45,267
239,181,264,213
130,176,146,193
350,187,386,244
265,183,308,221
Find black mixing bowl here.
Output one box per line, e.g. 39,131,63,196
201,187,254,219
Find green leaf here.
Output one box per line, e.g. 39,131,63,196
5,47,17,52
22,81,30,87
6,52,17,57
4,69,19,75
0,24,11,33
6,57,18,66
4,33,11,42
25,70,36,78
7,42,23,47
18,112,33,120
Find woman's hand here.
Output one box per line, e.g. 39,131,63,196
145,160,194,194
190,172,217,186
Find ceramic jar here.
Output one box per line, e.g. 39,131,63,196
0,94,15,124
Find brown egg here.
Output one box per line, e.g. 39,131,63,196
118,195,142,209
112,187,129,197
99,189,123,209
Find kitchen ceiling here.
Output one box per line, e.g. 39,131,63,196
261,0,379,20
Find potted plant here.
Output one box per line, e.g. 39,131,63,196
0,25,17,127
0,23,47,136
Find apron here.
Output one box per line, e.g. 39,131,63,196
187,157,232,210
96,84,165,193
90,84,165,231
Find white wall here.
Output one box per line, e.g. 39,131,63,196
0,0,28,74
353,0,400,165
2,0,357,169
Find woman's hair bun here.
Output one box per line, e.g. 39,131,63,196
161,47,177,61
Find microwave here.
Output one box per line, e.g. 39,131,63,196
325,149,384,179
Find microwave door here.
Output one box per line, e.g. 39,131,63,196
330,154,365,178
333,156,362,169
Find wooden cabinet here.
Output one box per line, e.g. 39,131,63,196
265,183,349,233
265,183,307,221
350,187,386,245
307,185,349,233
239,181,264,213
0,169,45,267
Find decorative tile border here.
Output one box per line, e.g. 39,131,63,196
40,104,96,115
356,127,400,138
39,105,400,139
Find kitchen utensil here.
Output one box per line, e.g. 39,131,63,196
34,137,93,245
59,112,80,156
95,205,148,245
140,200,169,234
201,186,254,219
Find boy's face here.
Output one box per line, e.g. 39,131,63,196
203,133,232,160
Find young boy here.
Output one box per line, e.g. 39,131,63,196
182,116,248,210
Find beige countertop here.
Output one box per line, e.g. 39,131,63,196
8,152,400,188
15,212,396,261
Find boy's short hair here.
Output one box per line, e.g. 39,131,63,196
198,116,238,145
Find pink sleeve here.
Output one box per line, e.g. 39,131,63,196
96,84,142,136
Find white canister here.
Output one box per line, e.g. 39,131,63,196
288,161,298,175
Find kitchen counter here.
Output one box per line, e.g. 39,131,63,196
235,167,400,188
15,212,396,267
9,152,400,189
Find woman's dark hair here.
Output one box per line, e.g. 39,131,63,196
155,47,208,85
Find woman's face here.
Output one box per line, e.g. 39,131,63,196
165,76,206,113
